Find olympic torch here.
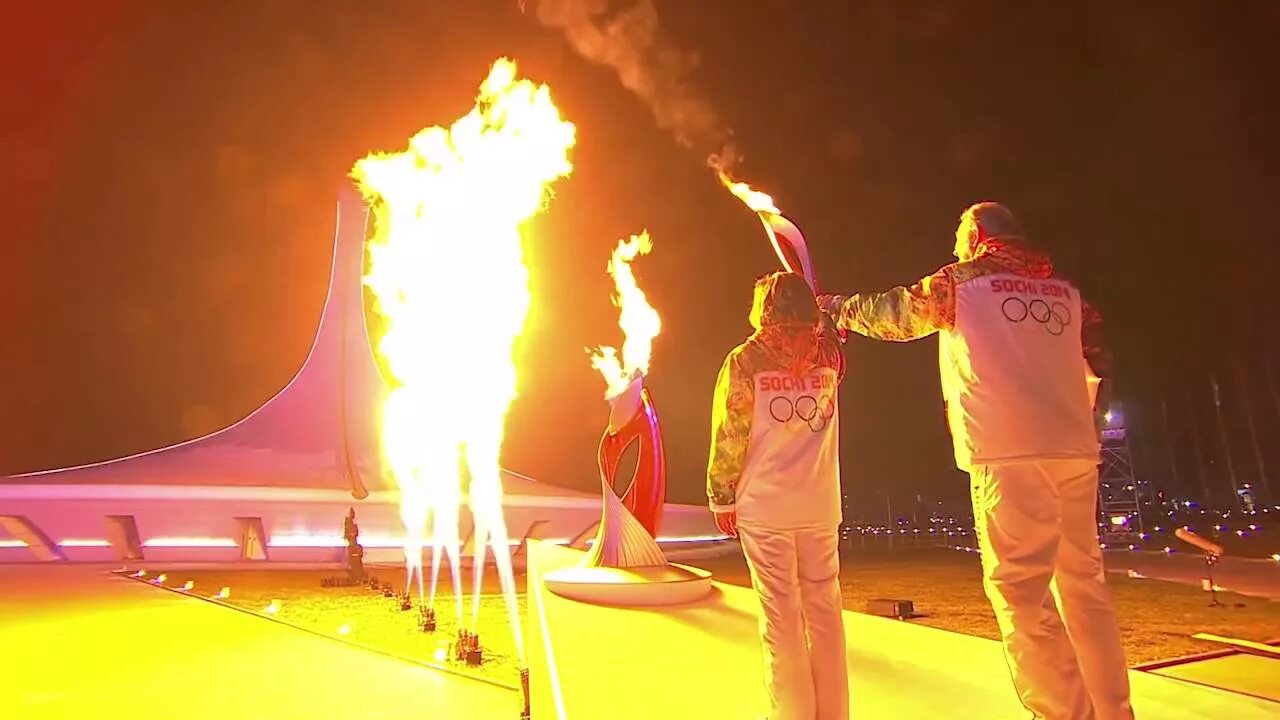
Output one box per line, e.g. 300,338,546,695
718,173,820,287
720,174,849,365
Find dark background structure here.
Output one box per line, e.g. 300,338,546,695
3,1,1278,515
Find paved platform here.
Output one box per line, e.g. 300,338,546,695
1149,653,1279,704
0,564,519,720
526,542,1278,719
5,556,1276,719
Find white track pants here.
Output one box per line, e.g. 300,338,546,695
970,459,1134,720
738,525,848,720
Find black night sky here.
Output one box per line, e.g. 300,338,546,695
3,1,1279,515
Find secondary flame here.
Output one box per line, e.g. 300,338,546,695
589,232,661,399
719,172,780,215
352,57,576,665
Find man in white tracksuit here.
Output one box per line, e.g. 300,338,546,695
818,203,1133,720
707,271,848,720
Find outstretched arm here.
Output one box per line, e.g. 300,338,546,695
706,351,754,514
1082,298,1114,419
820,267,955,341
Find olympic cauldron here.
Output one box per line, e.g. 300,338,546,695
542,373,713,606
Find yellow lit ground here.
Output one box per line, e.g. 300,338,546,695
526,541,1279,719
152,564,529,684
157,548,1280,683
0,565,518,720
5,553,1276,720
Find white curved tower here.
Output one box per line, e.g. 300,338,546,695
0,188,722,564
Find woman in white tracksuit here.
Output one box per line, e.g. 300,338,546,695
707,271,848,720
818,203,1134,720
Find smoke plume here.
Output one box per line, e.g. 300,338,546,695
522,0,739,171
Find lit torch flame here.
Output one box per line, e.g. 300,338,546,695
719,172,780,215
717,170,823,299
589,231,661,401
352,57,576,666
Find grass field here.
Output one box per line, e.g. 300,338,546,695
697,548,1280,665
152,547,1280,687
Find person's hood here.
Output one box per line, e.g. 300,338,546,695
959,202,1054,279
748,272,824,376
976,239,1055,279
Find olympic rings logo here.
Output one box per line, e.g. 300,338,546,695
1000,297,1072,336
768,394,836,433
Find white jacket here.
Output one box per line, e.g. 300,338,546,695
707,272,845,530
826,244,1108,471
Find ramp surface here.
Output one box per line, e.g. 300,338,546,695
526,541,1278,719
1149,653,1280,704
0,564,518,720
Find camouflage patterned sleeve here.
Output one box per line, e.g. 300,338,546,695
1081,299,1112,380
829,266,955,341
817,327,847,383
706,349,754,512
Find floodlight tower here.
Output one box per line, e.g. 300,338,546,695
1098,401,1144,544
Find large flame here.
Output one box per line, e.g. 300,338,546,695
718,171,780,215
351,57,576,664
589,232,661,399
